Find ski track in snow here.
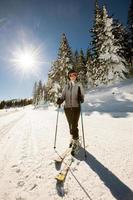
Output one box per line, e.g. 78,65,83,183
0,80,133,200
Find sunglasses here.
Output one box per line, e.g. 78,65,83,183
69,73,77,77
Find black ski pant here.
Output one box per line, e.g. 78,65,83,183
64,107,80,140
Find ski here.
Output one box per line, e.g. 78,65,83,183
54,147,72,163
55,157,73,182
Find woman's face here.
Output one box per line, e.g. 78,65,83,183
69,73,77,81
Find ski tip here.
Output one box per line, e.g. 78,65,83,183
55,175,65,182
54,159,62,163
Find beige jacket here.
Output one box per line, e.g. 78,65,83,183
61,81,84,108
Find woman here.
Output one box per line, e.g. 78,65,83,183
57,69,84,154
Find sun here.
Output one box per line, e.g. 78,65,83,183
10,45,43,75
15,52,36,70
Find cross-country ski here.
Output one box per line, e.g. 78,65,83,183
55,157,74,182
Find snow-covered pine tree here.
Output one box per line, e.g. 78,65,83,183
91,0,103,57
73,50,79,70
86,49,93,87
43,83,47,102
90,0,104,86
57,33,74,87
46,80,61,103
86,48,91,63
77,49,88,88
47,60,62,102
32,81,38,106
37,80,43,103
46,33,74,103
127,0,133,76
113,19,129,66
50,82,61,103
97,6,128,85
45,77,53,102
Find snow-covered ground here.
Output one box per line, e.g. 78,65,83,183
0,79,133,200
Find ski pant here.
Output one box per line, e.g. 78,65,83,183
64,107,80,140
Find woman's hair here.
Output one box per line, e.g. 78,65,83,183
68,69,77,79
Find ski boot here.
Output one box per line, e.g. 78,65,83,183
69,135,74,148
71,139,80,156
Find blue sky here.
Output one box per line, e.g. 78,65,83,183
0,0,131,100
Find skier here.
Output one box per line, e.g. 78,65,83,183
56,69,84,154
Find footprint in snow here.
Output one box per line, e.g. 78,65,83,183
30,183,37,190
16,168,21,173
11,164,18,168
17,181,25,187
16,197,25,200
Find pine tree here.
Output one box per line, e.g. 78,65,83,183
90,0,104,85
43,83,47,102
86,48,91,63
57,33,74,87
32,82,38,105
91,0,103,58
77,49,88,88
37,80,43,102
113,19,129,65
127,0,133,76
97,6,128,85
46,78,53,102
73,50,79,70
47,60,62,102
86,49,93,87
48,60,60,86
47,33,74,102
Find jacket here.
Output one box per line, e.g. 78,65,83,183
60,81,84,108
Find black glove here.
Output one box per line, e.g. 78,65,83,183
56,98,63,105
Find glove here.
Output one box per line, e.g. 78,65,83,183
56,98,63,105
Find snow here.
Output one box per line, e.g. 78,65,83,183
0,79,133,200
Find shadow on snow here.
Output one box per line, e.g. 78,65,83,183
74,147,133,200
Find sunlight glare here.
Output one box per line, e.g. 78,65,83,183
10,45,44,76
16,52,36,70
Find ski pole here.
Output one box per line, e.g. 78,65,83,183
54,104,60,149
80,104,87,159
